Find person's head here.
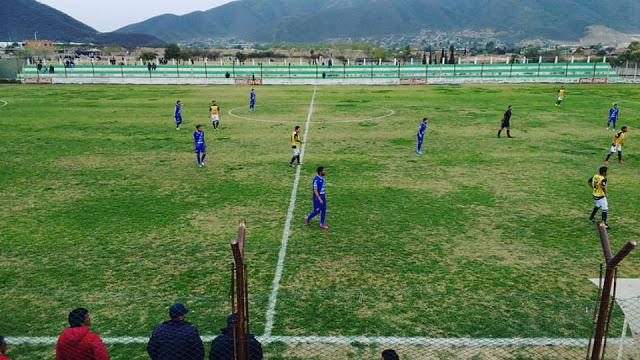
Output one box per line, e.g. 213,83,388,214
68,308,90,328
560,86,564,89
226,313,239,328
177,100,181,105
613,103,618,109
251,89,254,92
599,166,608,176
317,166,326,176
507,105,513,111
196,124,202,132
212,100,217,105
0,335,6,355
169,304,190,321
422,117,428,123
621,126,627,133
381,349,399,360
295,126,301,133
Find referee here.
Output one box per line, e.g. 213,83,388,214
497,105,513,138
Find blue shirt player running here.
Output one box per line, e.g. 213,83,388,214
249,89,256,111
607,104,619,131
416,117,428,154
305,167,329,230
174,100,182,130
193,125,207,168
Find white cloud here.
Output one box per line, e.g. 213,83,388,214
37,0,236,32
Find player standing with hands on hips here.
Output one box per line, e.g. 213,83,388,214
193,125,206,168
305,167,329,230
588,166,610,230
209,100,221,130
416,118,427,155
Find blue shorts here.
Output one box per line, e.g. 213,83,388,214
313,196,327,209
195,144,206,153
176,114,182,121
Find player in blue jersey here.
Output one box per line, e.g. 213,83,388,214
416,117,428,154
305,167,329,230
249,89,256,111
174,100,182,130
193,125,206,167
607,104,619,131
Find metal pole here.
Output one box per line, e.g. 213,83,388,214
91,61,95,78
480,63,484,78
176,61,179,78
537,63,541,77
591,223,636,360
204,62,208,78
453,63,456,77
370,63,373,79
343,63,346,78
316,63,318,78
260,63,263,80
121,64,124,78
232,61,235,77
565,62,569,77
289,63,291,79
593,63,597,78
509,63,513,78
634,63,637,82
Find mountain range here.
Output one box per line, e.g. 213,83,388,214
2,0,640,46
116,0,640,43
0,0,165,46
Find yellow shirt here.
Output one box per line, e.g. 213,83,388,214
558,89,565,98
613,132,626,146
291,131,301,147
209,105,220,115
591,174,606,198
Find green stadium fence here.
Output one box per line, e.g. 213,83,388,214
17,62,619,85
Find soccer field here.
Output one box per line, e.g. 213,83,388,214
1,83,639,359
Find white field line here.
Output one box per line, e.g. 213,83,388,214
6,335,614,347
0,100,8,107
263,86,317,337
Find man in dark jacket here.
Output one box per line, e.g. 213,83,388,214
209,314,263,360
55,308,110,360
147,304,204,360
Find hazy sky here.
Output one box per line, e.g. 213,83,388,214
37,0,236,32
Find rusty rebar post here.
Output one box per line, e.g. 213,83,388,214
591,222,636,360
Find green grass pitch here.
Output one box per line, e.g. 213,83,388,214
0,83,639,359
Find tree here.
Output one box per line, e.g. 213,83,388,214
164,43,180,60
235,52,247,63
485,41,495,54
629,41,640,51
140,52,157,62
448,45,455,64
524,46,540,59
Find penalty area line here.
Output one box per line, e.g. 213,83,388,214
263,86,317,337
0,100,8,108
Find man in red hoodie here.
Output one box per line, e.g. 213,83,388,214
0,335,11,360
56,308,110,360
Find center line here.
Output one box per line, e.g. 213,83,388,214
263,86,317,337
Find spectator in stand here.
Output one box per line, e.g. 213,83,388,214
148,63,152,72
0,335,10,360
147,304,204,360
209,313,263,360
381,349,399,360
56,308,110,360
36,61,43,73
49,65,55,74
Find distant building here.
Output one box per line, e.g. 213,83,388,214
24,40,53,49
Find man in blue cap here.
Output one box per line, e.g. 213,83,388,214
147,304,204,360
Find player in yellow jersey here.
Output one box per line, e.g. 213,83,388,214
587,166,610,229
604,126,628,165
289,126,304,167
209,100,221,130
555,86,565,106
